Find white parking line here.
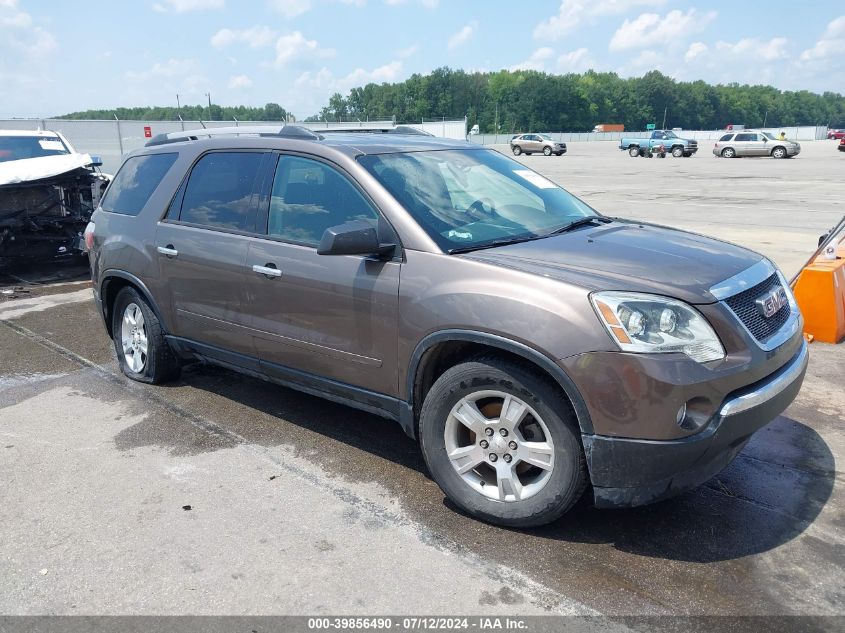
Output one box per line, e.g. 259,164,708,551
0,288,92,320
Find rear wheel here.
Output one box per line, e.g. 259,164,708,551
672,146,684,158
512,145,522,156
419,358,586,527
543,146,552,156
112,287,180,384
628,146,639,157
772,146,787,159
721,147,736,158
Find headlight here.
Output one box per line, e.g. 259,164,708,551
591,292,725,363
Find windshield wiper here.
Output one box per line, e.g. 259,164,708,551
546,216,612,236
448,234,544,254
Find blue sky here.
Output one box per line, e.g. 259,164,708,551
1,0,843,119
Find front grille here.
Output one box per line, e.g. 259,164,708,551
724,273,791,342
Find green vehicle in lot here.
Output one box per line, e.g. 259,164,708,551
619,130,699,157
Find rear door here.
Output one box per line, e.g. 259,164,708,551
155,150,268,358
242,153,401,397
733,132,754,156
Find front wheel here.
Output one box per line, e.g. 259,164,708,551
512,145,522,156
671,146,684,158
112,287,180,384
543,146,552,156
772,146,787,159
419,358,586,527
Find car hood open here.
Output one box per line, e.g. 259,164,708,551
460,220,764,304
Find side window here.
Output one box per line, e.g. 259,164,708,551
179,152,263,231
735,133,753,142
652,132,664,139
101,153,178,216
267,156,378,246
719,133,733,142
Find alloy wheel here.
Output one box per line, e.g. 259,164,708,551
444,390,555,502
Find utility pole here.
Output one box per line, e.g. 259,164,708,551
763,110,768,128
661,107,667,130
204,92,212,120
176,93,181,113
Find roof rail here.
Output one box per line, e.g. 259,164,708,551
145,124,323,147
317,125,434,137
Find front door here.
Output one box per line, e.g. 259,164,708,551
243,153,400,397
155,150,266,358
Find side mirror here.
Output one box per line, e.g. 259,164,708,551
762,137,768,142
317,220,395,257
89,155,103,167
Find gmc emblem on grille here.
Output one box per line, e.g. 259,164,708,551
756,286,789,319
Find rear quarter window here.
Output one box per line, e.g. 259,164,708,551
719,134,734,142
101,153,178,216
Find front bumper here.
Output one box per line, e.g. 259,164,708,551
583,340,808,508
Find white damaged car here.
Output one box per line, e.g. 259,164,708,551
0,129,110,263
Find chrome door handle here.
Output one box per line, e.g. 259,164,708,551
157,245,178,258
252,264,282,278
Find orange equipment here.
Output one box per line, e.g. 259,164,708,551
791,230,845,344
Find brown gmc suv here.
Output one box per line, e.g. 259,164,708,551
86,125,807,527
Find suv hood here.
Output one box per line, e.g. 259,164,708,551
461,220,763,304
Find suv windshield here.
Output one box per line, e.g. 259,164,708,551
0,135,70,163
762,132,776,140
358,149,595,252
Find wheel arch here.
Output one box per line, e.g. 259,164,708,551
404,330,594,440
99,271,168,338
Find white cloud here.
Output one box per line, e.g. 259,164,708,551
274,31,335,67
338,60,403,91
557,47,593,73
609,9,716,52
510,47,555,72
448,22,476,50
0,0,56,59
228,74,253,89
125,58,198,81
384,0,439,7
397,44,418,58
267,0,311,18
534,0,665,40
684,41,707,62
152,0,224,12
211,26,276,48
799,16,845,67
716,37,788,62
340,0,366,5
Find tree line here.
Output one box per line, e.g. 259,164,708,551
58,103,289,122
308,68,845,132
57,69,845,133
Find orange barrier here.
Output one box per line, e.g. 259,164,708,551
792,245,845,343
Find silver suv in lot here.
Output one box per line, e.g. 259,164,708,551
713,130,801,158
86,125,807,527
510,133,567,156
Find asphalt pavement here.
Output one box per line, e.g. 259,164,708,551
0,141,843,617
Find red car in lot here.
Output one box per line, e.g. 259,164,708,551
839,138,845,152
828,129,845,140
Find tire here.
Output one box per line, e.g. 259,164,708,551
512,145,522,156
543,146,552,156
628,146,639,157
671,146,684,158
418,357,587,527
721,147,736,158
772,146,787,159
112,286,180,384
